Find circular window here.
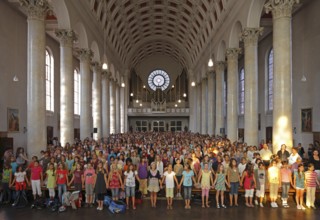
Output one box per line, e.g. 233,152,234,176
148,70,170,91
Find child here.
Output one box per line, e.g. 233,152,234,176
147,162,161,208
227,158,240,207
1,163,12,203
305,163,320,209
162,164,179,209
268,160,281,208
280,161,292,208
241,163,256,207
30,160,43,200
83,163,96,207
46,163,56,200
179,163,196,209
173,158,183,197
10,166,29,207
10,156,18,174
198,163,214,208
124,164,140,210
213,164,230,208
56,163,69,203
69,163,84,191
137,157,148,197
94,161,108,211
107,164,123,201
294,164,306,210
254,162,266,207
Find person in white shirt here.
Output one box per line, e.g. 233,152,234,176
124,164,140,210
288,147,301,165
259,144,273,166
238,157,247,176
161,164,179,209
155,155,164,176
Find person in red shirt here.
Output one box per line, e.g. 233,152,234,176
56,163,69,202
30,160,43,199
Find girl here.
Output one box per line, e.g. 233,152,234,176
173,158,183,197
30,160,43,200
147,162,161,207
268,160,281,208
1,163,12,204
137,157,148,197
46,163,56,200
124,164,140,209
107,164,123,201
241,163,256,208
69,163,84,191
228,158,240,207
305,163,319,209
213,164,229,208
294,164,306,210
280,161,292,208
94,161,108,211
56,163,69,203
179,163,196,209
254,162,266,207
83,163,96,207
155,154,164,177
198,163,214,208
10,166,29,207
162,164,179,209
66,153,74,173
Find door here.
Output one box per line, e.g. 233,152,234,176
47,126,53,144
266,127,273,143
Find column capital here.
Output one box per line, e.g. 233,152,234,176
215,61,226,73
102,70,111,79
240,27,264,46
55,29,77,47
19,0,50,20
206,71,215,79
226,48,242,60
75,48,93,62
265,0,300,19
91,62,102,73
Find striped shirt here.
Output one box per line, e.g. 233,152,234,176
305,171,318,187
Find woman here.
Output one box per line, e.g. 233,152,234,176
94,161,108,211
309,149,320,181
16,147,29,168
147,162,161,207
277,144,290,162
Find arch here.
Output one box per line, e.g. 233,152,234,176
90,41,101,62
216,40,226,62
247,0,266,27
228,21,243,48
73,22,89,48
50,0,71,29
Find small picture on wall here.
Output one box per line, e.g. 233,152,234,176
7,108,19,132
301,108,312,132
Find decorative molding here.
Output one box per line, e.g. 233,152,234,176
75,48,93,62
101,71,111,80
91,62,102,73
240,27,264,46
215,61,226,73
55,29,77,47
226,48,242,60
19,0,50,20
265,0,300,19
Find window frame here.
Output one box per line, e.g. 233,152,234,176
239,68,245,115
45,49,54,112
74,69,81,115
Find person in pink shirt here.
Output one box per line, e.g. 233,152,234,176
305,163,320,209
280,161,293,208
83,163,96,207
30,160,43,199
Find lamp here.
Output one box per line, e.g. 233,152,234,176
102,17,108,70
13,75,19,82
191,81,195,87
183,93,187,97
208,40,213,67
130,92,133,97
301,75,307,82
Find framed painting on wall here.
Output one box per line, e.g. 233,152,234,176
7,108,19,132
301,108,312,132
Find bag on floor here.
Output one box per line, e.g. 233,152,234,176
104,195,112,207
108,200,126,214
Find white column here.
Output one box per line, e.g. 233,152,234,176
124,72,129,132
120,82,125,133
116,82,120,133
188,75,196,132
92,62,102,140
241,28,263,146
207,71,215,136
196,82,202,132
226,48,241,142
110,79,116,134
56,29,76,146
101,71,110,137
215,62,225,136
21,0,49,156
201,77,207,134
265,0,298,153
76,48,93,140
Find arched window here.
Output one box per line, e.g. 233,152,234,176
267,48,274,111
239,68,245,115
74,69,81,115
46,49,54,112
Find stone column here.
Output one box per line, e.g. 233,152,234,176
196,82,202,132
109,78,116,134
265,0,298,153
122,71,129,133
101,71,110,137
226,48,241,142
201,77,207,134
56,29,77,146
188,72,196,132
92,62,102,140
115,81,120,133
76,48,93,140
241,27,263,146
207,71,215,136
215,62,225,136
21,0,49,156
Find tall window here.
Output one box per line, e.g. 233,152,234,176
239,68,245,115
74,69,80,115
46,49,54,112
267,48,274,111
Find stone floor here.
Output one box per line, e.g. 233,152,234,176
0,197,318,220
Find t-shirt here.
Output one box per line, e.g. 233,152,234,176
2,168,11,183
163,171,176,188
257,169,265,185
56,169,68,184
182,170,194,187
124,170,137,187
268,166,280,184
174,164,183,176
73,170,83,184
280,168,292,183
10,162,18,174
84,168,96,184
31,166,43,180
15,171,26,183
46,169,56,188
305,171,318,187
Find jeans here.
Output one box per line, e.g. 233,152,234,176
183,186,192,200
281,182,290,199
58,184,67,202
230,182,239,195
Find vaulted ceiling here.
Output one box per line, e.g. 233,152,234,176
87,0,231,69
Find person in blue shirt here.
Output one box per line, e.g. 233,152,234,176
178,163,196,209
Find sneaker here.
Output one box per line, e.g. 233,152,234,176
270,202,275,208
97,207,100,210
254,200,259,206
221,204,227,208
297,205,301,210
217,204,220,209
273,202,278,208
301,205,306,210
260,203,264,208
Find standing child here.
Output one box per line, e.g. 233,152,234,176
147,162,161,208
69,163,84,191
30,160,43,200
198,163,214,208
162,164,179,209
179,163,196,209
254,162,266,207
241,163,256,207
137,157,148,198
1,163,12,203
213,164,230,208
173,158,183,197
46,163,56,201
280,161,292,208
294,164,306,210
107,164,123,201
305,163,319,209
124,164,140,210
56,163,69,203
94,161,108,211
83,163,96,207
227,158,240,207
10,166,29,207
268,160,281,208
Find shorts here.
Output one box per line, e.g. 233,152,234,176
166,188,174,198
85,184,94,195
15,182,26,191
74,183,82,191
148,185,160,193
31,180,42,196
183,186,192,200
296,187,305,190
230,182,239,195
111,188,119,197
245,189,254,197
256,184,265,198
202,188,209,197
125,186,135,197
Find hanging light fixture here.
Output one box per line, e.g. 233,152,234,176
208,40,213,67
183,93,187,97
178,73,181,103
13,75,19,82
102,10,108,70
130,92,134,97
191,81,196,87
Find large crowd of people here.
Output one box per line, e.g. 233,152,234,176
1,131,320,211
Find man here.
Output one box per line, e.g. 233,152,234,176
259,144,273,167
277,144,290,162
